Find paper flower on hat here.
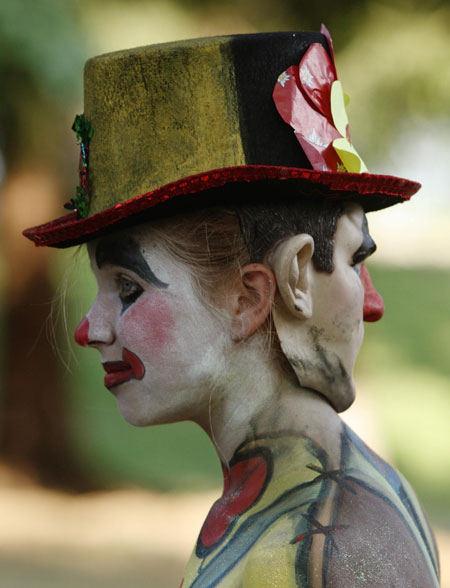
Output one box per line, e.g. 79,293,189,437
273,25,367,174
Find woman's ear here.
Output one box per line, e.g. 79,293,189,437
230,263,276,341
269,234,314,319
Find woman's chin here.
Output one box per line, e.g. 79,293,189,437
115,391,184,427
117,406,152,427
112,384,153,426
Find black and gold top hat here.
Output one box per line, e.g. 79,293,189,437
24,27,420,248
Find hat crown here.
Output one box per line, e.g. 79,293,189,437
23,30,420,249
85,32,326,214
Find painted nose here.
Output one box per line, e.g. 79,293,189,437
74,316,90,347
74,309,115,347
361,264,384,322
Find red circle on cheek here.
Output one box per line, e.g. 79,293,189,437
361,264,384,322
123,294,175,352
74,317,90,347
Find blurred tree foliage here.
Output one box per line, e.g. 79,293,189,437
75,0,449,164
0,0,94,491
81,0,449,47
335,3,450,160
0,0,87,168
1,0,448,168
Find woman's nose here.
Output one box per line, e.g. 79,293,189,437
74,302,116,347
361,264,384,322
74,316,90,347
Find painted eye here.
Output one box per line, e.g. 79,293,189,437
119,276,137,293
351,251,367,267
350,259,364,274
117,275,143,308
351,262,362,276
352,240,377,268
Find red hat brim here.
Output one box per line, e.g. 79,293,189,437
23,165,420,248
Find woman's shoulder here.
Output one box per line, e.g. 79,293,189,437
320,424,440,586
182,427,440,587
244,426,440,587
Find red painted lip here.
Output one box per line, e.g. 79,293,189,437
102,361,134,389
102,348,145,389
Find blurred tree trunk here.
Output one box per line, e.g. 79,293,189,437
0,168,98,492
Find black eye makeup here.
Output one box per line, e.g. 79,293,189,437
352,242,377,266
95,235,169,289
94,234,169,312
351,215,377,270
116,274,144,312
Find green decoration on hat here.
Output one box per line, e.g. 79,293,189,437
64,114,94,219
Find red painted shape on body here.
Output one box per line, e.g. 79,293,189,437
199,456,268,548
122,348,145,380
74,316,90,347
361,264,384,322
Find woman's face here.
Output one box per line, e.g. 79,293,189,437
75,225,228,426
74,205,383,426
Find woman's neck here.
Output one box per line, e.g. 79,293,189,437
197,340,344,466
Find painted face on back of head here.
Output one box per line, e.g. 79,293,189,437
74,226,228,427
312,202,382,355
272,202,383,411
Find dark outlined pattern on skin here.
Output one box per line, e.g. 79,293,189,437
182,427,440,587
185,433,332,587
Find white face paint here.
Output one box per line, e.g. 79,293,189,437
76,225,228,427
272,202,377,411
75,204,378,427
308,203,368,380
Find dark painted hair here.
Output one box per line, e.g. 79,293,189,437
236,198,344,272
150,194,344,308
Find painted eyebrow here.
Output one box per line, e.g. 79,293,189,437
352,215,377,265
95,235,169,289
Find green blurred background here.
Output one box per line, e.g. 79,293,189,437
0,0,449,585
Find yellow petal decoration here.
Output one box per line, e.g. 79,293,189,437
330,81,348,137
330,81,368,173
333,138,368,173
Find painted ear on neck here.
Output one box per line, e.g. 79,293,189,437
269,234,314,320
